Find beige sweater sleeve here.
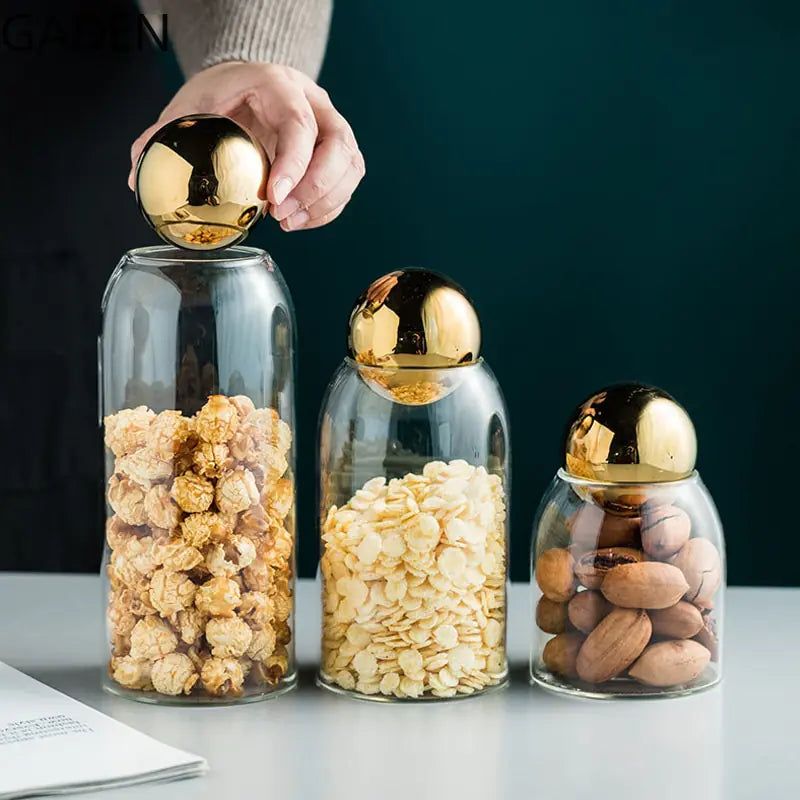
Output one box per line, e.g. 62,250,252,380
139,0,332,79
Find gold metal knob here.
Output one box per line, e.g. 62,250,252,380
347,269,481,405
135,114,267,250
348,269,480,367
565,383,697,483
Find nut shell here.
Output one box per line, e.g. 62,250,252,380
567,590,613,634
693,616,720,662
649,601,704,639
536,596,568,634
576,607,651,683
601,561,689,610
535,548,576,602
641,505,691,559
568,503,641,550
669,538,722,607
575,547,644,590
542,632,584,678
628,639,711,687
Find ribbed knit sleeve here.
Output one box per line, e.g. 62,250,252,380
138,0,333,79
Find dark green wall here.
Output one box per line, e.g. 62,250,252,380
178,2,800,584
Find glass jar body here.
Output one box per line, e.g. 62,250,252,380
100,246,296,704
530,470,724,698
317,359,510,701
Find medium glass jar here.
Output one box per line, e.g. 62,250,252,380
100,246,296,703
317,270,510,701
531,476,724,698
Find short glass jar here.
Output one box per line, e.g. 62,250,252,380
317,359,510,700
531,471,724,698
100,246,296,703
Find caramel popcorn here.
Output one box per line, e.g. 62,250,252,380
265,478,293,523
151,653,199,696
195,395,239,444
107,475,147,526
104,406,154,457
108,549,147,589
115,448,173,487
206,617,253,658
104,396,295,700
111,656,153,691
152,538,203,573
129,616,178,661
107,592,138,640
205,536,257,577
149,568,196,616
239,591,274,629
105,515,139,551
215,468,259,514
193,441,233,479
179,511,232,549
194,576,241,617
229,395,256,418
242,557,271,593
148,410,194,460
200,656,245,696
173,606,207,646
246,624,277,661
145,484,182,530
171,472,214,513
320,460,507,699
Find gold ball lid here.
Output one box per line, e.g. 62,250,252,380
565,383,697,483
347,269,480,367
135,114,267,250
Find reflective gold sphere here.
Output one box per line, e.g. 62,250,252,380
348,269,480,367
347,269,481,406
135,114,267,250
565,383,697,483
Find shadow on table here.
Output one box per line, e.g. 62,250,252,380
26,664,106,706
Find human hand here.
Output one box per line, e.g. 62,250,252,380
129,62,365,231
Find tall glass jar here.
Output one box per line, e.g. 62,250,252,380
317,270,510,701
100,246,296,703
530,385,725,698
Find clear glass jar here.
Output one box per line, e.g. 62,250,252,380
317,359,510,700
530,471,724,698
99,246,296,704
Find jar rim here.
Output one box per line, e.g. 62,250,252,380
343,356,484,372
556,467,700,489
124,245,269,265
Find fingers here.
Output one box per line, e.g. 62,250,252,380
287,200,348,231
259,93,318,207
271,137,350,221
280,169,357,231
272,93,365,230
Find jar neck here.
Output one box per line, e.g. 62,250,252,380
556,467,700,490
343,356,485,374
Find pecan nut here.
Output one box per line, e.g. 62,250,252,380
575,607,651,683
628,639,711,687
574,547,644,590
601,561,689,610
641,505,691,559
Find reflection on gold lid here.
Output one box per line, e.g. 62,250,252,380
135,114,267,251
565,383,697,483
348,269,480,368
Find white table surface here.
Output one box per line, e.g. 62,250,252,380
1,574,798,800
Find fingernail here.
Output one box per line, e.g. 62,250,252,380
272,197,300,221
284,209,309,231
273,176,293,206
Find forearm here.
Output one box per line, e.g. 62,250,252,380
139,0,333,79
